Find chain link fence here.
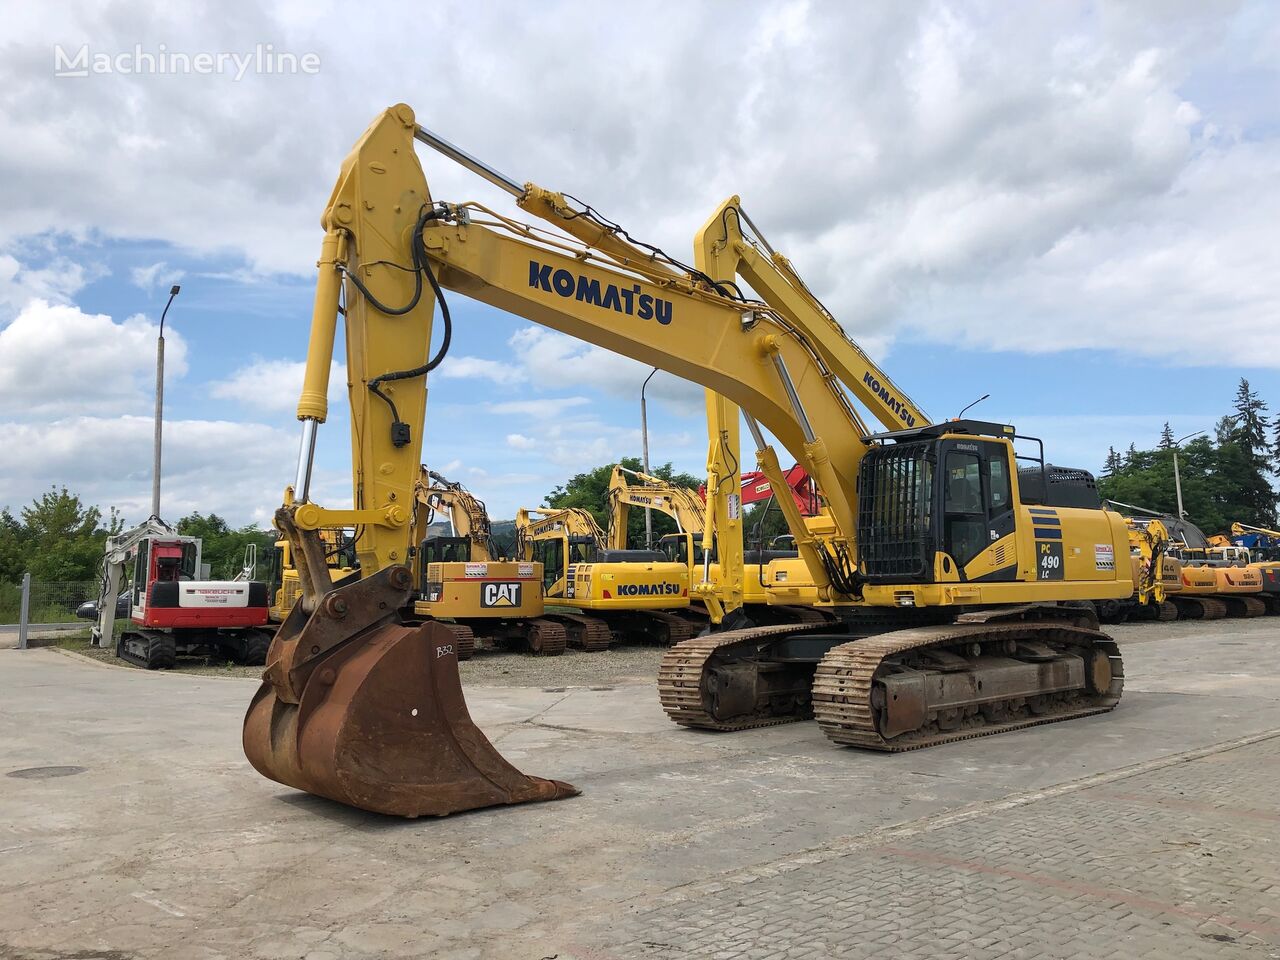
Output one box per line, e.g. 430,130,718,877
0,579,97,624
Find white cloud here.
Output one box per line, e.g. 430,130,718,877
0,300,188,418
0,253,102,314
505,433,536,450
209,357,346,414
436,356,525,385
0,414,292,526
0,2,1274,365
506,328,705,415
486,396,591,417
130,261,185,292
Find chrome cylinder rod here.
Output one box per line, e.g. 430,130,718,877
413,126,525,198
294,419,319,503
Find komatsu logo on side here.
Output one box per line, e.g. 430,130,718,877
529,261,673,325
617,582,681,596
863,372,916,427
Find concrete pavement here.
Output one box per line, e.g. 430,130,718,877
1,618,1278,959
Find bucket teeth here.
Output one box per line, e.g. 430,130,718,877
244,618,578,817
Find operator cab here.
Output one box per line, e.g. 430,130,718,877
531,534,598,591
858,419,1102,583
421,535,473,565
656,532,710,567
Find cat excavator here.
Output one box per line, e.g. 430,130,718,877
244,104,1132,818
415,469,568,656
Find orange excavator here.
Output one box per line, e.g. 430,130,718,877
244,105,1133,819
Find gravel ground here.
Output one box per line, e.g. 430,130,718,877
41,615,1175,688
41,631,666,687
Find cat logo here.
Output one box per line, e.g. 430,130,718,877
481,582,522,608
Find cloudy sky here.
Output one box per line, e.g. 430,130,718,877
2,1,1277,526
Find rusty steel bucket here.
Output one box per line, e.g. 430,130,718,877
242,567,578,818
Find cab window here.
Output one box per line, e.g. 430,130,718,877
988,456,1011,515
945,453,983,514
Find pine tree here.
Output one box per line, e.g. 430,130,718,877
1102,446,1123,477
1158,423,1174,449
1232,378,1272,462
1124,443,1138,466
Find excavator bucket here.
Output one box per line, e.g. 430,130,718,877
242,566,578,817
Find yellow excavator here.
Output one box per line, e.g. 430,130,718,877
414,469,568,656
270,488,357,622
1093,515,1179,623
608,461,826,626
514,505,694,645
244,104,1133,818
1213,522,1280,613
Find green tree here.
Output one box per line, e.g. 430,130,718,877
1158,423,1174,449
1231,378,1271,461
1101,446,1123,478
0,509,31,584
17,487,122,582
176,512,275,580
545,456,700,548
742,500,791,547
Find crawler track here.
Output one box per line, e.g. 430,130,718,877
1175,597,1228,620
657,623,830,731
649,610,697,646
812,622,1123,751
545,612,611,651
526,618,567,656
441,622,476,660
117,630,176,670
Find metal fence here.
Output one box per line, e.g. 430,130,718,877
1,579,96,625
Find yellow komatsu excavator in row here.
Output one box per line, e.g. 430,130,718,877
244,104,1132,818
607,462,824,626
514,505,694,645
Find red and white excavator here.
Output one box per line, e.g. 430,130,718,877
85,517,272,669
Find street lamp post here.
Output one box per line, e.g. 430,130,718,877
152,284,182,519
1171,430,1205,521
640,367,658,548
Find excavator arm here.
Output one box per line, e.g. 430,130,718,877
419,469,496,562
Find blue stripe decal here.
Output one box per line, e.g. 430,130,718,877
1028,508,1058,516
1029,516,1060,526
1034,528,1063,540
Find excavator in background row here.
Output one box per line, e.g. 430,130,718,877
608,462,825,626
1211,522,1280,612
1223,522,1280,562
515,505,693,645
1120,511,1268,619
271,488,357,622
414,470,568,656
1091,515,1179,624
244,103,1134,818
1163,517,1266,618
89,517,272,668
706,464,820,517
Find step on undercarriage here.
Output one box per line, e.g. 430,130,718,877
658,604,1123,751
